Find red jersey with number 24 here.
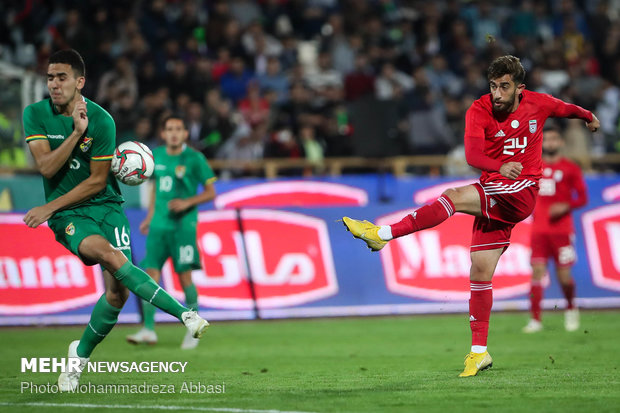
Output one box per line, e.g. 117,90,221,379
532,157,587,234
464,90,593,185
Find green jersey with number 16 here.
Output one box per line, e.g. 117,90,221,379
151,144,216,230
23,97,123,207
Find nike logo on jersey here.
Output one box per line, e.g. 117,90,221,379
470,315,476,321
494,130,505,137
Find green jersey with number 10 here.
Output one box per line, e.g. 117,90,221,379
151,144,216,230
23,97,123,207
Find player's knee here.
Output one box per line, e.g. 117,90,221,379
531,265,546,280
442,188,458,202
105,289,128,308
470,261,493,281
98,248,127,271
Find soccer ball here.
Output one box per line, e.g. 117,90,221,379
111,141,154,186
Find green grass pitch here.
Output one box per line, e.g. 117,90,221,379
1,311,619,413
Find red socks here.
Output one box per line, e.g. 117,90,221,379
561,280,575,309
390,196,455,238
529,281,543,321
469,281,493,348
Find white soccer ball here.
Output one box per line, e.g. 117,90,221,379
111,141,154,186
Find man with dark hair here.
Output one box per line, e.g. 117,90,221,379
126,114,216,349
22,49,210,391
342,55,599,377
523,125,587,333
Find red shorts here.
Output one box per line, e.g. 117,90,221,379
531,232,576,267
471,180,539,252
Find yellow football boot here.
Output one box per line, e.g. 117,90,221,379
342,217,387,252
459,351,493,377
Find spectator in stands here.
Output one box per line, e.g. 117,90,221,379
375,62,414,101
96,55,138,110
344,53,375,101
257,57,289,105
220,55,254,104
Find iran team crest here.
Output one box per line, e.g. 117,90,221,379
161,209,338,309
529,120,537,133
377,210,533,301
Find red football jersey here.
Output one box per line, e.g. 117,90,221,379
532,157,587,234
464,90,592,185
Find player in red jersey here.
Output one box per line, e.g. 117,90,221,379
522,125,587,334
342,55,599,377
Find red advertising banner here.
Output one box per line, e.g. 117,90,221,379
214,181,368,208
583,204,620,292
377,211,533,301
0,214,104,315
161,209,339,309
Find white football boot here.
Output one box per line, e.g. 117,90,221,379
522,319,543,333
182,311,209,339
126,327,158,345
58,340,89,392
565,308,580,332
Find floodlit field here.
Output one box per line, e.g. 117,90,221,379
1,311,619,413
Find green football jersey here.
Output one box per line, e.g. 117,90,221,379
151,144,216,230
23,97,123,207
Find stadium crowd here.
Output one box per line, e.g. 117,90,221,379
1,0,620,174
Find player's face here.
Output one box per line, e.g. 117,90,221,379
162,119,188,148
489,74,523,113
47,63,84,106
542,130,563,155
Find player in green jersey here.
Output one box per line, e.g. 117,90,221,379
22,49,209,391
126,114,216,349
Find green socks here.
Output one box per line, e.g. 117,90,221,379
142,301,156,331
114,261,188,321
141,284,198,330
77,294,121,358
183,284,198,311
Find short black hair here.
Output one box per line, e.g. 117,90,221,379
162,114,187,129
49,49,86,77
487,55,525,85
543,123,563,136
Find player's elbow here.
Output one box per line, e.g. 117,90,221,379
39,164,56,180
89,175,108,192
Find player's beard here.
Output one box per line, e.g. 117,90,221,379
542,148,559,156
493,91,517,113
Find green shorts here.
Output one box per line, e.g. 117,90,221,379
141,226,201,273
48,203,132,266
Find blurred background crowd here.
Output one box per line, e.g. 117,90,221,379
1,0,620,175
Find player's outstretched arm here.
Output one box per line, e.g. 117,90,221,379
23,160,109,227
547,94,599,132
27,99,88,178
168,182,216,213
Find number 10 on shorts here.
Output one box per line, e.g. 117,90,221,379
179,245,194,264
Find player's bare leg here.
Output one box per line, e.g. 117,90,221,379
556,266,579,331
523,263,546,333
459,248,502,377
127,268,161,345
59,268,129,391
343,185,482,250
178,271,200,349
